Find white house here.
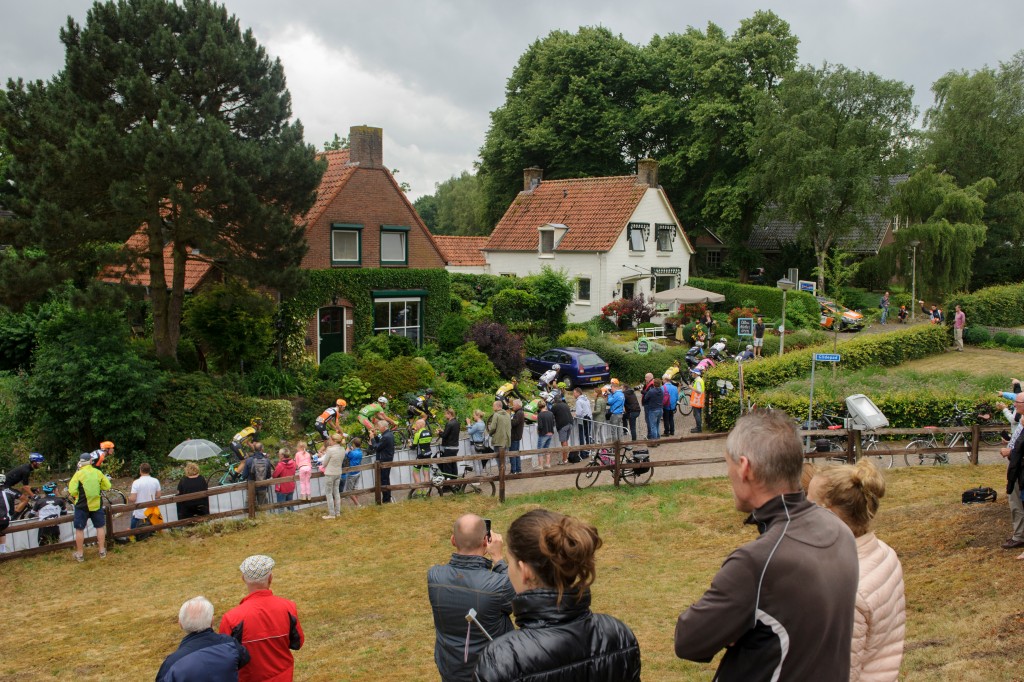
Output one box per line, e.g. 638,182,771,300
454,161,694,322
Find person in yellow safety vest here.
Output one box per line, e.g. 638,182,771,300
689,368,706,433
410,418,434,485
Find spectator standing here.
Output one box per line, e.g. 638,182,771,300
509,400,525,474
808,460,906,681
622,385,641,441
675,410,858,680
1000,393,1024,550
319,434,345,519
552,395,574,465
176,462,209,521
412,418,434,485
342,437,364,507
273,449,297,512
593,388,608,443
293,441,313,502
953,304,966,351
574,388,592,445
536,403,556,470
488,401,512,470
220,555,303,682
241,443,273,508
428,514,515,682
68,452,112,562
753,316,765,358
880,291,890,325
439,408,461,482
473,509,641,682
128,462,161,538
642,378,663,441
689,369,706,433
607,381,625,437
157,596,249,682
375,420,396,504
662,375,679,437
467,410,491,476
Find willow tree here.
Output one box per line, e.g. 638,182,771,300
0,0,323,359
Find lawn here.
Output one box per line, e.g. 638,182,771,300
4,464,1022,681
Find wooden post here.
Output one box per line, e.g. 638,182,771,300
104,505,114,549
849,429,860,464
613,438,622,487
970,424,980,465
498,448,506,503
246,478,257,519
373,460,383,506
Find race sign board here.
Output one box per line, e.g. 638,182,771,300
799,280,816,295
813,353,841,363
634,338,653,355
736,317,754,337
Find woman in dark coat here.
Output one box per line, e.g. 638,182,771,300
175,462,208,520
473,509,641,682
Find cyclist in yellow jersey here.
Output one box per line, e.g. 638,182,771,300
315,399,348,441
495,377,523,408
230,418,263,461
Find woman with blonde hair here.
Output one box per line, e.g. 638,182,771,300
175,461,208,520
474,509,640,682
807,459,905,682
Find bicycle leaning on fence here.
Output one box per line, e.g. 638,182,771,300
904,404,977,466
407,452,496,499
575,446,653,489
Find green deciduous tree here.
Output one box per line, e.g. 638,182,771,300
753,63,916,290
182,280,275,373
0,0,323,359
419,171,489,235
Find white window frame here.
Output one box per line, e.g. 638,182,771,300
372,296,422,345
576,277,591,304
380,228,408,266
330,224,362,265
538,228,555,256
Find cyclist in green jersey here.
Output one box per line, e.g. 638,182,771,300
358,396,397,437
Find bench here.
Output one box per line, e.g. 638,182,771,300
636,325,668,340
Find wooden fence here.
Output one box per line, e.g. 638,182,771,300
0,423,1005,563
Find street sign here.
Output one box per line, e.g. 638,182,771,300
634,338,653,355
813,353,841,362
799,279,816,295
736,317,754,337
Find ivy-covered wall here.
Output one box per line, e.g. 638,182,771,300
280,269,451,356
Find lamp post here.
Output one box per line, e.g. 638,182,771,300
777,277,795,356
908,240,920,322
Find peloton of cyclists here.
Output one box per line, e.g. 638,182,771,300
358,396,398,437
314,399,348,441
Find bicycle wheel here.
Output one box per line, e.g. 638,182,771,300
103,489,127,507
863,439,893,469
677,392,693,417
904,440,934,466
623,460,654,486
943,433,971,465
981,429,1005,446
575,462,602,490
392,428,412,450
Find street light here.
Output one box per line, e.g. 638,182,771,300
908,240,920,322
777,277,795,356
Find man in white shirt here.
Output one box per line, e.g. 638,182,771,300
129,462,162,537
573,388,593,445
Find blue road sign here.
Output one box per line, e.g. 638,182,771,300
813,353,841,362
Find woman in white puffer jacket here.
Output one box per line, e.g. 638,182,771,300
808,458,906,682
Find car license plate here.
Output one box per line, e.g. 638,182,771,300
589,376,602,383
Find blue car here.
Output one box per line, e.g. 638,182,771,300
525,347,611,389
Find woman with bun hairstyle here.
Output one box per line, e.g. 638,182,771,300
807,459,905,682
473,509,640,682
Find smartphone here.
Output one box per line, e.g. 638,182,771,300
484,518,492,540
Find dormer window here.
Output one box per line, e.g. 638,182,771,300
538,223,567,256
540,230,555,254
656,224,676,252
628,222,648,251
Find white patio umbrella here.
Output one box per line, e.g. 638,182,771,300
168,438,222,461
651,285,726,305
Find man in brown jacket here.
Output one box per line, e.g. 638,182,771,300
488,401,512,472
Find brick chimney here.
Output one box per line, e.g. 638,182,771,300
349,125,383,169
523,167,543,192
636,158,659,187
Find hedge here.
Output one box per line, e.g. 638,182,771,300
687,277,821,321
574,337,693,385
707,389,992,432
703,324,949,393
947,283,1024,328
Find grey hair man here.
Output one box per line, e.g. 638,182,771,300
428,514,515,682
156,596,249,682
675,409,859,681
1000,393,1024,549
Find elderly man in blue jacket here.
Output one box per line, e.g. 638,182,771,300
157,596,249,681
428,514,515,682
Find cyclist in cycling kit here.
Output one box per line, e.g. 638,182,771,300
496,378,524,408
663,360,684,386
3,452,45,516
410,418,433,484
32,481,68,546
537,364,560,392
407,388,436,421
315,400,348,441
230,419,263,461
358,397,397,437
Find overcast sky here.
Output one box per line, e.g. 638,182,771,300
3,1,1023,200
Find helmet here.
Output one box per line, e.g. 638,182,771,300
746,345,753,351
99,441,114,450
719,337,727,343
250,417,263,427
539,391,553,401
42,482,56,495
378,396,389,405
691,368,703,376
552,364,561,371
336,399,347,408
30,452,44,463
425,388,434,396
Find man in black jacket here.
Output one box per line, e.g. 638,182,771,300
551,396,574,465
509,400,525,474
374,420,396,503
438,408,461,482
428,514,514,682
1000,393,1024,549
622,386,641,441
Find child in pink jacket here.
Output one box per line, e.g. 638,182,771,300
293,441,313,501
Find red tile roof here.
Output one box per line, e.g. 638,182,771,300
432,235,488,266
99,228,215,291
302,149,358,227
486,176,649,252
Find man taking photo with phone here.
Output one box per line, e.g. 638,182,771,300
428,514,515,681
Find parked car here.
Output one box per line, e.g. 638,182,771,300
525,347,611,389
817,297,865,331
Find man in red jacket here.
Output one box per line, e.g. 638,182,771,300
220,555,304,681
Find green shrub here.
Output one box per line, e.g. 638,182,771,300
444,343,501,391
557,330,588,347
182,281,275,372
523,334,551,358
992,331,1011,345
490,289,541,326
437,315,471,352
318,352,359,381
963,325,990,345
947,283,1024,328
355,355,436,399
357,333,417,360
688,277,821,325
1006,335,1024,349
244,364,300,398
574,337,692,384
586,315,617,335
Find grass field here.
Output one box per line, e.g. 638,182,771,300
4,464,1023,681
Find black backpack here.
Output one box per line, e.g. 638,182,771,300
962,486,997,504
251,455,272,481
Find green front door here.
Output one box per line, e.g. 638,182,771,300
318,307,346,361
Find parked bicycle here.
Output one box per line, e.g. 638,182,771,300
904,405,976,466
407,455,496,499
575,446,653,489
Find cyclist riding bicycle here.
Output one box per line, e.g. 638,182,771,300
314,399,348,441
3,452,45,516
230,419,262,461
664,360,684,386
495,377,524,408
358,397,398,437
407,388,436,421
537,364,560,392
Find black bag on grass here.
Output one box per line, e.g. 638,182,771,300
962,486,997,504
